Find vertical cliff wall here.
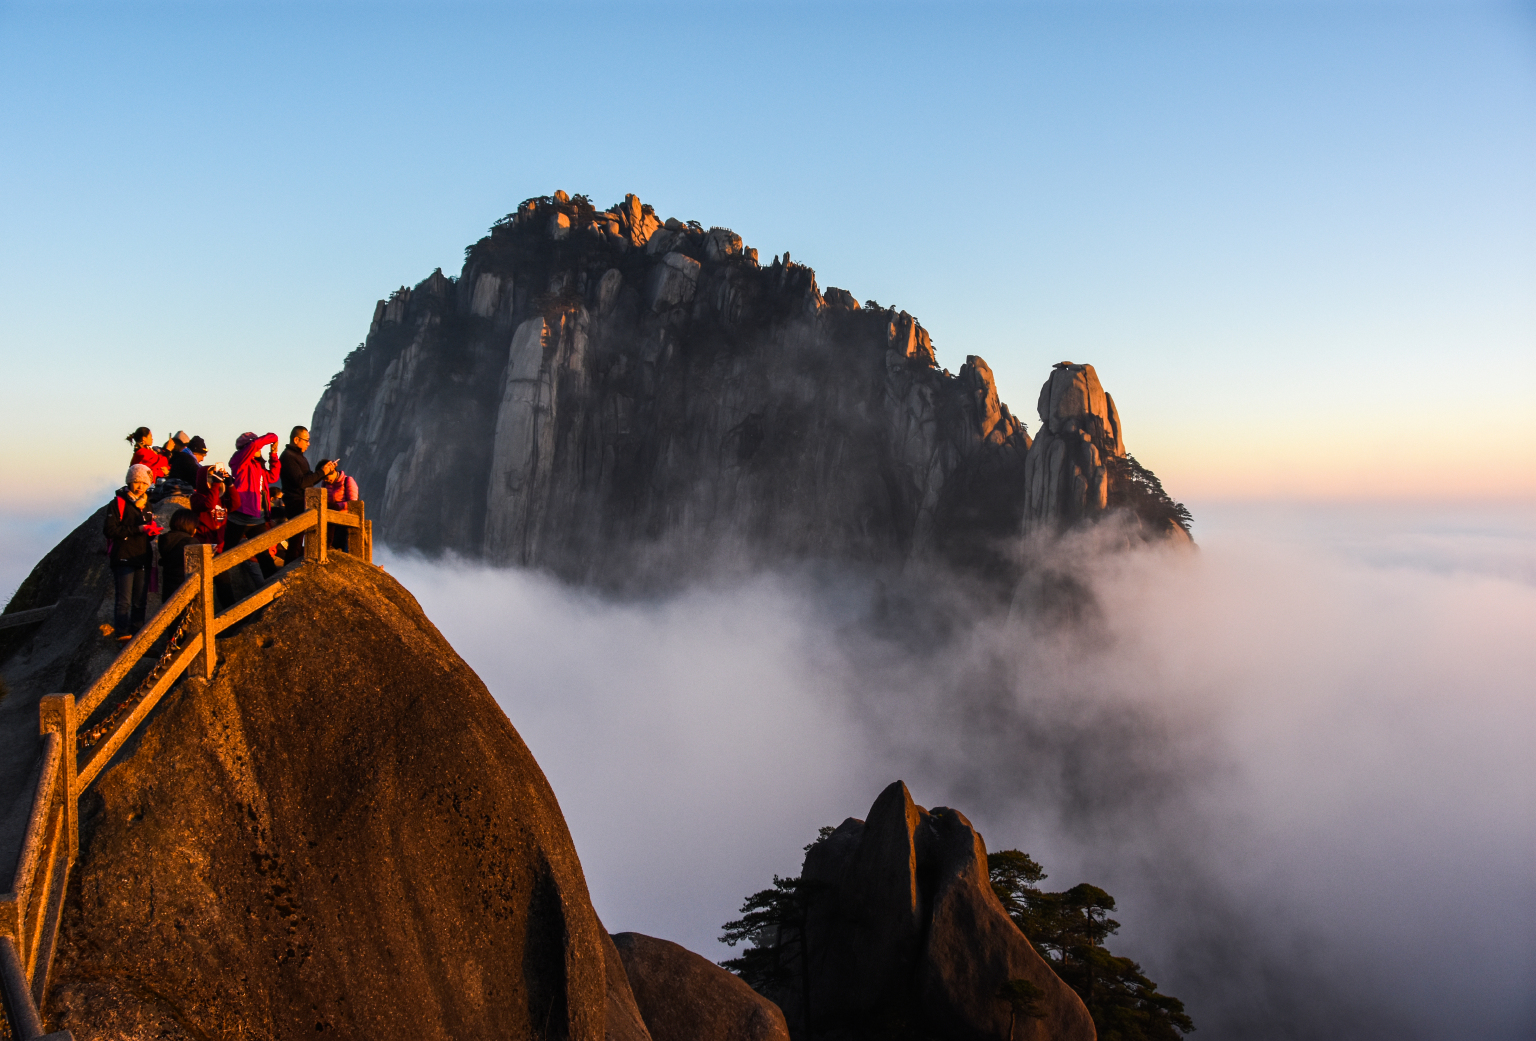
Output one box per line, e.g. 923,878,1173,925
312,192,1185,588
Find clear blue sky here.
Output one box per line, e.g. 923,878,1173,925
2,0,1533,513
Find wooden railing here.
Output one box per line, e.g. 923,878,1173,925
0,491,371,1039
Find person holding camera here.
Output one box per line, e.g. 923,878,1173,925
279,426,332,556
103,463,161,641
225,431,281,585
319,459,359,550
190,462,236,609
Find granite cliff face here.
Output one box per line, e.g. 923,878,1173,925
312,192,1186,588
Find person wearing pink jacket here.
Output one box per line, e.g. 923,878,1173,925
318,460,361,551
224,431,280,584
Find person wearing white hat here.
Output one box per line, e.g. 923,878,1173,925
103,463,160,640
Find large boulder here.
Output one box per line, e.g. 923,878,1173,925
41,551,618,1040
613,932,791,1041
603,930,654,1041
786,781,1095,1041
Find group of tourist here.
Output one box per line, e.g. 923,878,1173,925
104,426,360,642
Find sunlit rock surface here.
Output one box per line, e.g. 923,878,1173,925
38,553,641,1041
310,193,1035,587
312,193,1188,589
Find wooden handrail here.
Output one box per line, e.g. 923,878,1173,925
77,580,197,720
212,581,286,636
7,736,58,901
0,934,45,1039
209,510,315,577
0,606,55,632
75,635,202,793
0,495,373,1034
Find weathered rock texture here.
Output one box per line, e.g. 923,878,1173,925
757,781,1095,1041
29,549,642,1041
1024,363,1124,526
604,930,656,1041
311,192,1053,588
613,932,791,1041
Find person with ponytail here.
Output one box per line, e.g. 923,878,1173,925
126,426,171,482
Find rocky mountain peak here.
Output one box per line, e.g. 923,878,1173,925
312,192,1188,589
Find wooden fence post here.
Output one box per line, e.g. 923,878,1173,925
304,489,328,564
345,501,365,558
188,544,217,680
37,695,76,859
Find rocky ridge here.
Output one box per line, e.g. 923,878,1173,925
312,191,1186,590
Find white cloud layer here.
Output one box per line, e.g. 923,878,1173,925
383,503,1536,1041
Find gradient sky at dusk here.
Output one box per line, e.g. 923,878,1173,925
1,0,1533,515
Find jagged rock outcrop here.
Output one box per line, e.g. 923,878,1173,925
6,527,648,1040
1024,363,1124,524
310,192,1041,588
750,781,1095,1041
1023,363,1191,542
613,932,791,1041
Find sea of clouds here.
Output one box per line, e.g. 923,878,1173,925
379,501,1535,1041
2,501,1530,1039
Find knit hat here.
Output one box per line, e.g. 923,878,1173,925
187,435,207,453
236,432,257,449
172,430,190,445
126,463,153,485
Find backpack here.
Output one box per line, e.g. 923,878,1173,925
101,494,128,556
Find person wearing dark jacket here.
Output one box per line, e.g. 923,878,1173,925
158,509,198,595
104,463,159,640
280,426,331,555
169,434,206,485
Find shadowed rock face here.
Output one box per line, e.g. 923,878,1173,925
40,552,638,1041
310,193,1037,589
781,781,1095,1041
613,932,791,1041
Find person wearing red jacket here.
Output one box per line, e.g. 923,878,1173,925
224,431,280,585
190,463,236,609
190,464,231,549
126,426,171,481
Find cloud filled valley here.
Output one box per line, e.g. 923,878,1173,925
384,503,1536,1041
